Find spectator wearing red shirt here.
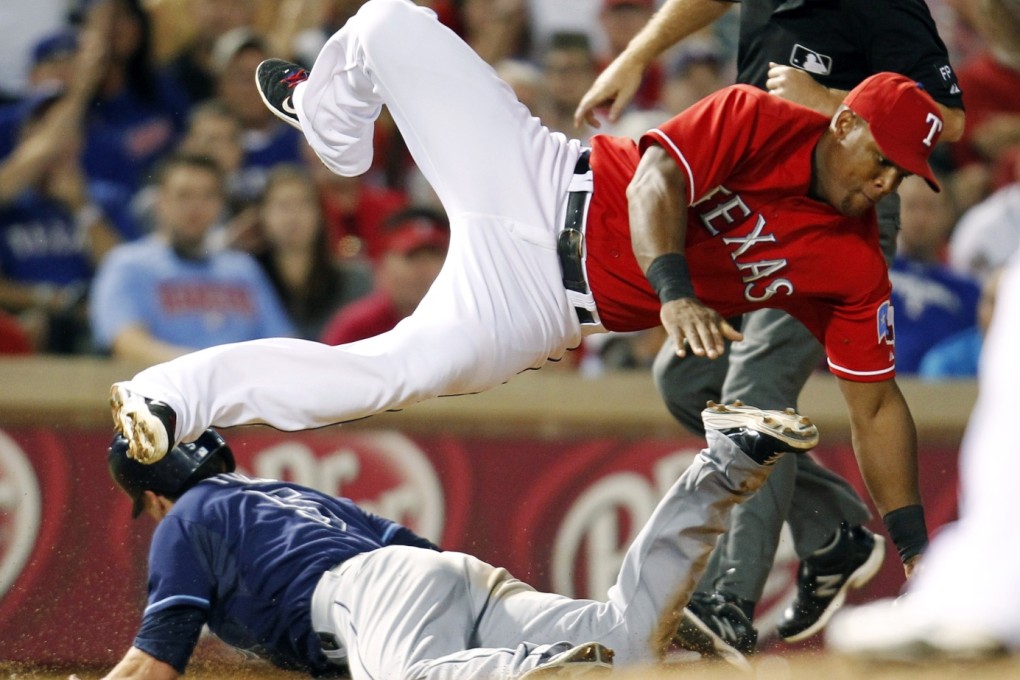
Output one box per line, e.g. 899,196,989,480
320,207,448,345
0,309,32,354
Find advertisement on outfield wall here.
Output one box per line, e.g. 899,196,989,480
0,426,962,665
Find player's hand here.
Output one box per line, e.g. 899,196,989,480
574,56,646,129
659,297,742,359
765,62,837,115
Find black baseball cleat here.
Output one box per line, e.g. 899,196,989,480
702,400,819,465
255,58,309,130
673,591,756,670
110,383,177,465
519,642,614,678
776,522,886,642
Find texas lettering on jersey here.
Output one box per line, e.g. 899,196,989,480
695,186,794,305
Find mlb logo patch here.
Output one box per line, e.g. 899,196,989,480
790,44,832,76
876,301,895,346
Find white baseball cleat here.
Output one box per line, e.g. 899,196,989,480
520,642,614,678
109,383,175,464
702,400,819,451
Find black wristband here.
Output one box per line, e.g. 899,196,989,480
645,253,696,303
882,504,928,563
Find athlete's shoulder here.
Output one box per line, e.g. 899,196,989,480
703,83,768,107
647,84,773,140
167,473,247,518
703,84,826,144
697,84,815,122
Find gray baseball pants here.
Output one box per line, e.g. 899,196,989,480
310,431,775,679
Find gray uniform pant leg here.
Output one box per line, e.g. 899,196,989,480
701,311,870,602
315,434,773,679
654,312,873,603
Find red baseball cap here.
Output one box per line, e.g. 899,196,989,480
842,72,945,192
383,215,450,255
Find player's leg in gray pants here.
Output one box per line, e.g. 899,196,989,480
654,195,900,606
313,431,774,679
654,313,870,605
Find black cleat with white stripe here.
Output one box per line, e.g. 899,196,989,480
255,58,309,130
777,522,886,642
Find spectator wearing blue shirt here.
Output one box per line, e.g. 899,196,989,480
0,25,135,353
890,176,982,374
919,265,1002,380
0,28,82,159
90,153,294,365
79,0,192,193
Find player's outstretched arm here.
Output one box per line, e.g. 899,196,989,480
838,377,926,577
574,0,731,128
69,646,179,680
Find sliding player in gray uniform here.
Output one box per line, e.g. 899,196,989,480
86,405,817,680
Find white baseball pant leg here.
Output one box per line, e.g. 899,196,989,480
905,255,1020,647
314,431,773,679
127,0,588,443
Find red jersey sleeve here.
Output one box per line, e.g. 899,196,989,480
790,277,897,383
824,295,898,382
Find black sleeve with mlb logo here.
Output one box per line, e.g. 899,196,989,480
732,0,964,111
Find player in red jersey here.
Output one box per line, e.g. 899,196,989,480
110,1,934,585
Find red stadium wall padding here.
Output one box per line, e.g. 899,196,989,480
0,426,960,664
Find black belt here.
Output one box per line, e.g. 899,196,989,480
558,150,594,324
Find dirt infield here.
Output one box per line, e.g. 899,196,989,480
5,653,1019,680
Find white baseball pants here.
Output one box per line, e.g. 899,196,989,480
310,431,773,679
904,255,1020,647
128,0,593,443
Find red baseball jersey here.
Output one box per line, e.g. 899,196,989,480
585,85,895,382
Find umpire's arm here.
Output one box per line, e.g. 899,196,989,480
838,377,923,574
70,646,178,680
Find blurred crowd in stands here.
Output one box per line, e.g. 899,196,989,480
0,0,1012,380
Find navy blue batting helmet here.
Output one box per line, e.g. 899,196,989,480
108,428,236,518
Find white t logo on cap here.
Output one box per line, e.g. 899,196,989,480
923,112,943,148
